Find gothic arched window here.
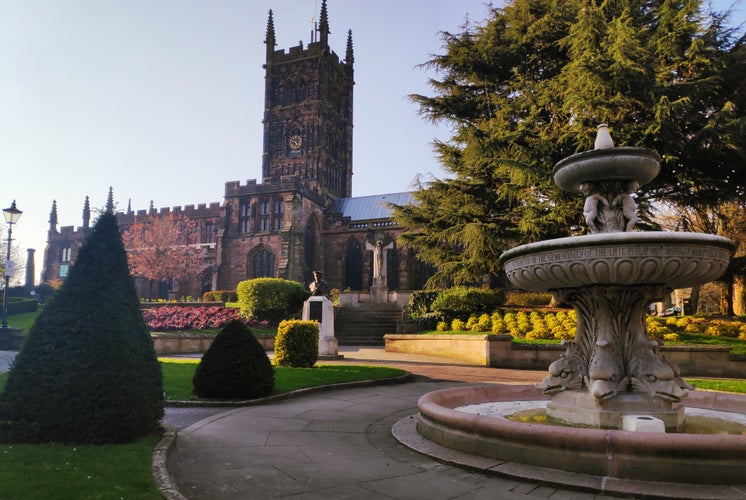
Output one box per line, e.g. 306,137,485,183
250,248,275,278
283,79,295,106
343,237,363,291
296,78,307,103
304,217,318,284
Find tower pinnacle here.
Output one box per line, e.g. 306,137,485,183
265,10,276,60
49,200,58,232
83,196,91,229
346,29,354,65
319,0,329,45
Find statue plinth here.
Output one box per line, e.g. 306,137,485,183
370,281,387,303
302,296,343,359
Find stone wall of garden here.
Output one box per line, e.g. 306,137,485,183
384,334,746,378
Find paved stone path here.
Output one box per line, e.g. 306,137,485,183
163,348,625,499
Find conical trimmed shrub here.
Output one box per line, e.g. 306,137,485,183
192,319,274,399
0,213,163,443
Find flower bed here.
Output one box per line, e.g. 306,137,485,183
143,305,269,331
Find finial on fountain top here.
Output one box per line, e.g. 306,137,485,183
594,124,614,149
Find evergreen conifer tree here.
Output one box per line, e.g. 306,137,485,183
394,0,745,287
0,212,163,443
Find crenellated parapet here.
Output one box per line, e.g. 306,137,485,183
225,177,327,206
51,225,90,242
117,202,222,224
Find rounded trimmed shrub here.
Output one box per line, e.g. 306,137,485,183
192,319,274,399
237,278,309,323
273,320,318,368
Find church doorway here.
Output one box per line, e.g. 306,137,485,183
342,237,363,290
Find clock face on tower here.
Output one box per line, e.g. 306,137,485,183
289,134,302,150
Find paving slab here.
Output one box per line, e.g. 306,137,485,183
164,348,626,499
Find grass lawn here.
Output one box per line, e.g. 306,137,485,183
160,358,405,400
0,435,162,500
668,332,746,355
4,311,39,333
686,378,746,393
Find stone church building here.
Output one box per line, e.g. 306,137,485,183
42,2,432,299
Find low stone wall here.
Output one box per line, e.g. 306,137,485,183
384,334,497,365
384,334,746,378
0,328,25,350
141,301,223,309
152,334,274,355
338,290,411,308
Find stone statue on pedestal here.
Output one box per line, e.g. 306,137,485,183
365,240,394,282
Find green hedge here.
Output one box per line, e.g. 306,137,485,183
7,298,39,315
236,278,309,323
202,290,238,303
505,291,553,306
407,290,440,317
430,286,505,322
273,320,318,368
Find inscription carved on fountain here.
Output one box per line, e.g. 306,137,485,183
500,124,735,430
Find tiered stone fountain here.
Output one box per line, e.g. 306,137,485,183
402,126,746,498
503,124,735,431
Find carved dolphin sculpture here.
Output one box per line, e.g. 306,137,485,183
588,338,627,400
537,341,585,395
629,341,692,402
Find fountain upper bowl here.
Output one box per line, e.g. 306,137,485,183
553,147,661,192
499,232,734,292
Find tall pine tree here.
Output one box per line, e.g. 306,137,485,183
394,0,745,287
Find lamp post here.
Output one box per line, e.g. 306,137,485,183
2,200,22,332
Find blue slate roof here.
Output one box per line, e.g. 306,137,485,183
332,192,415,221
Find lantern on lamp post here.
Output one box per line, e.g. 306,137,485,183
2,200,22,332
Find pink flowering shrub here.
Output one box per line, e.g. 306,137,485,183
143,306,270,332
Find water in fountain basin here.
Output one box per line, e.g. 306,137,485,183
456,400,746,434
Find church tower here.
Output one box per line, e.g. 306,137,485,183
261,0,354,199
219,1,354,287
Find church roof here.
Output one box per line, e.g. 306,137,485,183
332,192,414,221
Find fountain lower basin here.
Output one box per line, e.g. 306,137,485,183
500,232,735,292
415,384,746,495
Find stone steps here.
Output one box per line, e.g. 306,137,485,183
334,305,403,346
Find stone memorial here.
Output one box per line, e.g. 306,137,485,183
365,240,394,303
302,271,342,359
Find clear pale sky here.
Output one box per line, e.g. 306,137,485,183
1,0,743,284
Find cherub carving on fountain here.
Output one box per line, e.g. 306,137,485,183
577,125,643,234
610,180,640,231
580,182,609,234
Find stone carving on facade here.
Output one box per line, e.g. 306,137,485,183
366,240,394,281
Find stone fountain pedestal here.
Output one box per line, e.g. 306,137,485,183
548,391,684,431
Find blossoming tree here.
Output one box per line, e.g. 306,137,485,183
122,214,204,298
